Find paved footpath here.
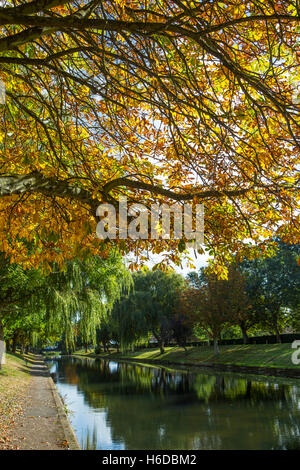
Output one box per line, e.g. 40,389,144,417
11,355,67,450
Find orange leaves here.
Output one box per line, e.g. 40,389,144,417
0,0,298,272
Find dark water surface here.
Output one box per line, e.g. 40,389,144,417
49,356,300,450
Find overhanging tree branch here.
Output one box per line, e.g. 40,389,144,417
0,171,253,211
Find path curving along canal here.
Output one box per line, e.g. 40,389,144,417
48,356,300,450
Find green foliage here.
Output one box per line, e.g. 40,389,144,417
0,251,132,352
240,241,300,338
109,270,186,351
187,242,300,345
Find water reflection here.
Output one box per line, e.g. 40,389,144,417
50,357,300,450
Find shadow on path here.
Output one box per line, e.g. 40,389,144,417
9,354,67,450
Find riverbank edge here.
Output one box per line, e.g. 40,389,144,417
70,353,300,379
47,372,81,450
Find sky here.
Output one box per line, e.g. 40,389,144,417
144,249,210,277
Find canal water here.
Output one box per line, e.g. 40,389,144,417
49,356,300,450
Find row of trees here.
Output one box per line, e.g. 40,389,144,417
101,270,187,355
0,250,131,365
2,241,299,360
190,242,300,352
95,242,300,355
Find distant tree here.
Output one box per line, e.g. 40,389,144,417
110,290,150,352
96,322,112,353
0,251,131,364
183,280,233,355
186,267,251,346
224,267,252,344
186,271,205,290
169,313,193,352
241,242,300,342
110,270,186,354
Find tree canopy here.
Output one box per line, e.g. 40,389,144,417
183,267,248,353
185,241,300,348
0,0,298,272
0,251,132,356
109,269,185,352
240,241,300,341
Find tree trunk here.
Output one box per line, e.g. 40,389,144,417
271,307,282,343
273,314,281,343
240,324,249,344
275,326,281,343
152,331,164,354
213,338,219,355
12,333,17,353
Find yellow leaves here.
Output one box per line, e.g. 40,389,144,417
0,0,298,274
112,0,126,8
287,5,297,14
206,262,229,280
284,176,296,185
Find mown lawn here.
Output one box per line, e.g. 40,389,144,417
0,353,32,449
74,343,299,369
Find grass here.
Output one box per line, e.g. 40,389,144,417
43,351,61,358
0,352,32,448
73,343,300,370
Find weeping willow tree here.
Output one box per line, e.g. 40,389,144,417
41,253,132,352
0,251,132,358
110,270,186,353
0,253,44,364
110,291,151,352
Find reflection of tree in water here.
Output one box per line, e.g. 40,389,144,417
194,375,290,405
55,358,300,450
81,424,98,450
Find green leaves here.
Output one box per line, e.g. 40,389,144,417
0,251,132,352
109,269,185,349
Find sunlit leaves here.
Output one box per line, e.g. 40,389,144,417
0,0,298,273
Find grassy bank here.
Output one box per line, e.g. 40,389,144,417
0,353,32,449
74,343,300,370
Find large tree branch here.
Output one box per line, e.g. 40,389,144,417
0,13,299,53
0,46,95,65
0,12,299,31
0,171,252,214
0,0,70,16
0,171,101,214
0,26,57,52
0,11,297,118
2,172,298,209
102,177,251,200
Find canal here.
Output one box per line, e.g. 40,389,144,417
49,356,300,450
